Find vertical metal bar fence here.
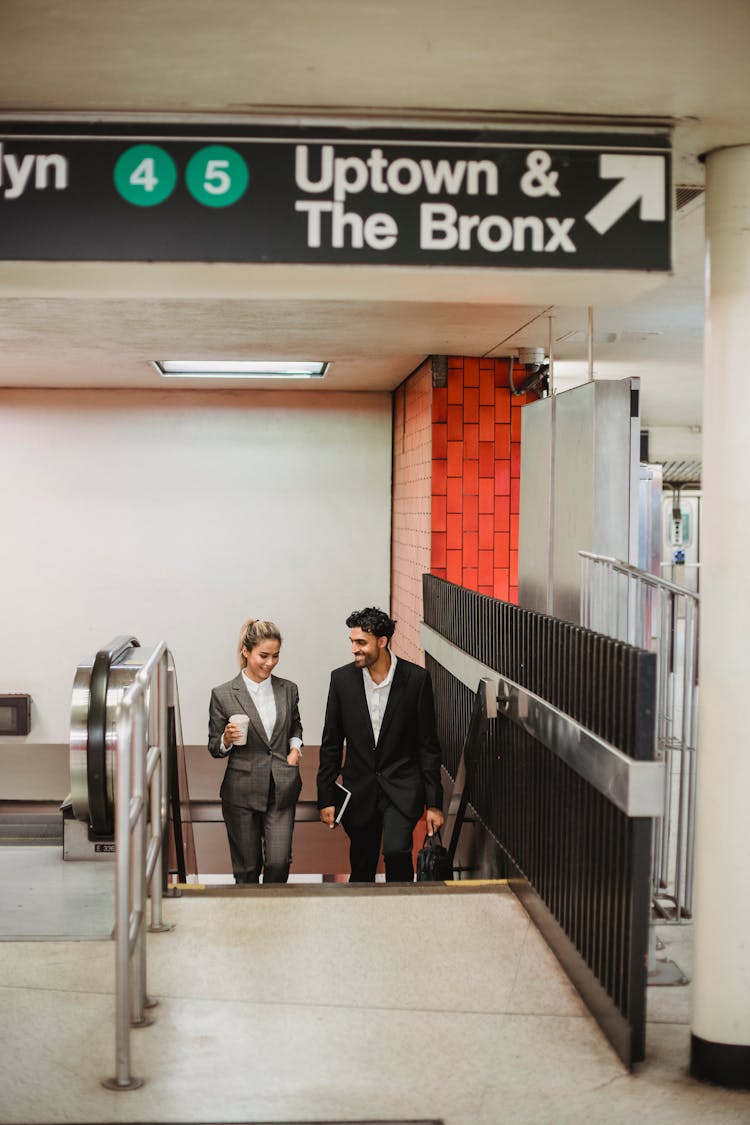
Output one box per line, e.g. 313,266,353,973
579,552,699,921
102,642,172,1091
423,574,659,1067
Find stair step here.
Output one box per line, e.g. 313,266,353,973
170,879,508,897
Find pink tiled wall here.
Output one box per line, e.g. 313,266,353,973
391,355,532,658
390,359,433,665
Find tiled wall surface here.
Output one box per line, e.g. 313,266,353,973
391,354,532,647
390,359,432,665
431,357,530,603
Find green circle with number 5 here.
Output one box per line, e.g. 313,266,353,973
114,145,177,206
185,146,249,207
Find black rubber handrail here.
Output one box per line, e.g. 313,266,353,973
167,706,186,884
86,635,140,837
446,679,494,866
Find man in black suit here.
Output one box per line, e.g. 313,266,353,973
317,607,444,882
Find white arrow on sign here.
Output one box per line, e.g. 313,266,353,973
585,154,666,235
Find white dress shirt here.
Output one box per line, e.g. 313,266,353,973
243,671,277,740
222,674,302,754
362,652,397,744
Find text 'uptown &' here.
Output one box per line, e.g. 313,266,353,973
293,143,578,253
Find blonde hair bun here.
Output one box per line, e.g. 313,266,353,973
237,617,282,667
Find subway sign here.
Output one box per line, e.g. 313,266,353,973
0,122,671,270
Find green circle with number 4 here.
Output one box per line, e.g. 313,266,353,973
185,146,249,207
114,145,177,206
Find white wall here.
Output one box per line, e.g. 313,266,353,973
647,425,702,462
0,388,392,766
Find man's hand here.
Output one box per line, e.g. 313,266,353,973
320,806,336,829
425,807,444,836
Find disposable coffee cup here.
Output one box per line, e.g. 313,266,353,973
229,713,250,746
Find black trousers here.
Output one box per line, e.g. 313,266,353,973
346,791,418,883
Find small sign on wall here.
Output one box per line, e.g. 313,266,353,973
0,694,31,736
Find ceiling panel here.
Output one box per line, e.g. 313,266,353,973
0,0,745,435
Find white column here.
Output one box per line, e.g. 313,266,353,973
691,144,750,1088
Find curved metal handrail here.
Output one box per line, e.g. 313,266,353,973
86,635,140,836
579,550,700,603
104,640,171,1091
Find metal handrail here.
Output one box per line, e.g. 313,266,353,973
580,551,699,922
445,678,497,866
103,641,172,1091
422,623,665,818
86,636,140,837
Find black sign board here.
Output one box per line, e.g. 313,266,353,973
0,122,671,270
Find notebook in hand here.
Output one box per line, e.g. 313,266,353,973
333,781,352,823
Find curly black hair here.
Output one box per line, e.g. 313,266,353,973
345,606,396,641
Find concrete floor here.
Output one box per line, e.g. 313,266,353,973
1,847,749,1124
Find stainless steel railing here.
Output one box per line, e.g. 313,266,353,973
580,552,699,922
103,641,172,1091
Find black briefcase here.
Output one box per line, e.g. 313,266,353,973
416,830,453,882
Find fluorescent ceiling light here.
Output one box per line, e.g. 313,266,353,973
153,360,328,379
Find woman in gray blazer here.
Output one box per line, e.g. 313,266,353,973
208,618,303,883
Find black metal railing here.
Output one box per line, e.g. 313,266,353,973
423,574,658,1068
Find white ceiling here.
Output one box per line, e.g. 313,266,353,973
1,0,748,430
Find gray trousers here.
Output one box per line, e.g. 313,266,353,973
221,776,295,883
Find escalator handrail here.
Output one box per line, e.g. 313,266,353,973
86,635,140,836
446,678,494,866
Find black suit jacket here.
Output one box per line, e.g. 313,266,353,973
316,657,443,827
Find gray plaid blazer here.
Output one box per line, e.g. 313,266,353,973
208,672,303,812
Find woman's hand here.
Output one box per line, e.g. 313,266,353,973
286,748,302,767
222,722,243,748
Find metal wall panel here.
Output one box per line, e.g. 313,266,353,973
519,379,638,624
639,463,663,576
517,393,554,614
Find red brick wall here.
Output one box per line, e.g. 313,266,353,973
390,359,433,665
431,357,529,603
